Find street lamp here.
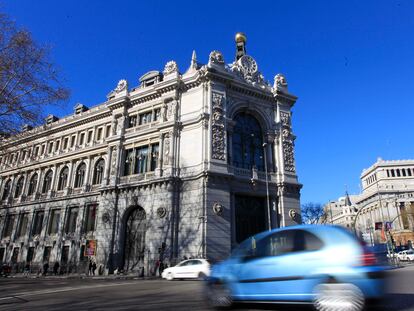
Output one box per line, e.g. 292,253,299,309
263,142,271,231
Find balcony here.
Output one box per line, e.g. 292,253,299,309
119,171,157,184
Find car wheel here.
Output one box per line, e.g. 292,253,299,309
314,283,364,311
198,272,206,281
207,282,233,309
166,272,174,281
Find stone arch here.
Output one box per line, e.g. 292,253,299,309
119,205,147,272
227,101,273,133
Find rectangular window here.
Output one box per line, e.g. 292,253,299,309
41,144,45,155
48,209,61,235
128,115,137,128
65,206,79,234
80,245,86,261
3,214,15,238
408,169,412,177
96,128,103,141
402,169,406,177
43,246,52,262
26,247,35,263
61,245,70,264
87,131,93,143
32,211,44,236
0,248,5,262
55,140,60,151
124,149,134,176
48,142,53,154
84,204,97,232
79,133,85,145
136,145,149,174
71,135,76,147
106,125,111,138
150,143,159,171
139,112,152,125
16,213,29,238
11,247,19,263
153,108,161,121
63,138,68,150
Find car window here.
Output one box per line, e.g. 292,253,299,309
407,251,413,254
191,260,202,265
177,260,190,267
303,231,324,251
255,230,297,257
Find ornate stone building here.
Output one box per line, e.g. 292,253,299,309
0,34,301,274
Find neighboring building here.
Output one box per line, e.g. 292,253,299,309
325,158,414,248
355,158,414,247
323,193,357,229
0,34,301,274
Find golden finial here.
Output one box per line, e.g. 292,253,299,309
235,32,247,43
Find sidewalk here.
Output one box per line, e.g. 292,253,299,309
5,272,161,281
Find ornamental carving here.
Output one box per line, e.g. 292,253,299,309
208,50,224,65
212,202,223,216
211,92,226,161
157,207,167,218
115,79,128,93
273,74,288,91
163,133,171,166
229,55,266,87
282,132,295,173
163,61,178,75
280,112,291,127
110,146,117,175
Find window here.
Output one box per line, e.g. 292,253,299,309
391,169,395,177
231,112,265,171
397,169,401,177
150,143,159,171
74,163,86,188
71,135,76,147
14,177,24,198
2,214,15,238
87,131,93,143
43,246,52,262
96,128,103,141
48,142,53,154
16,213,29,238
124,149,134,176
65,206,79,234
55,140,60,152
84,204,97,232
128,116,137,128
408,169,412,177
48,209,61,235
63,137,68,150
386,170,390,177
34,146,39,157
153,108,161,121
28,174,38,195
79,133,85,145
139,112,152,125
0,248,4,262
26,247,35,263
41,144,45,155
402,169,406,177
1,179,11,200
58,166,69,190
32,211,44,236
93,159,105,185
136,146,148,174
106,125,111,138
42,170,53,193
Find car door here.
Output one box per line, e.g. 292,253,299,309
188,260,202,278
173,260,192,278
236,229,323,302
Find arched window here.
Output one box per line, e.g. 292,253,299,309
58,166,69,190
74,162,86,188
28,174,38,195
42,170,53,193
14,177,24,198
1,179,11,200
92,159,105,185
231,112,264,171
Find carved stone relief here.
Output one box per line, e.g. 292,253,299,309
110,146,118,176
163,61,178,75
211,92,225,161
208,50,224,65
273,74,288,92
163,133,171,166
280,111,296,173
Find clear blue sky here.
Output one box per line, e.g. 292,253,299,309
4,0,413,204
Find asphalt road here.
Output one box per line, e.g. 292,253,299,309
0,265,413,311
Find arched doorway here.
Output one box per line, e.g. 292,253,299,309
122,206,146,272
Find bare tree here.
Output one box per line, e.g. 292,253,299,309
301,202,326,224
0,12,69,136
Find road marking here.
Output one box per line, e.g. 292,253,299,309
0,281,139,301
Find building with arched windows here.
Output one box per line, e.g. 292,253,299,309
0,34,301,274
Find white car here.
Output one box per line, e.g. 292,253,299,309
397,250,414,261
161,259,210,281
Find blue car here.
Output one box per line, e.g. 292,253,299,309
206,225,387,311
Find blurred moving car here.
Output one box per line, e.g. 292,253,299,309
161,259,210,281
206,225,387,311
397,250,414,261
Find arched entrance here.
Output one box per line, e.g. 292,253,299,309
122,206,146,272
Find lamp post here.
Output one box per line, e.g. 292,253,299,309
263,143,271,231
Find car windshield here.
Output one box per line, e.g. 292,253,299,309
407,250,414,254
231,236,257,258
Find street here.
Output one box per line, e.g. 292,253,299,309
0,265,414,311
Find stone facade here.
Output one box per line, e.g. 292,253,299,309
0,39,301,274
